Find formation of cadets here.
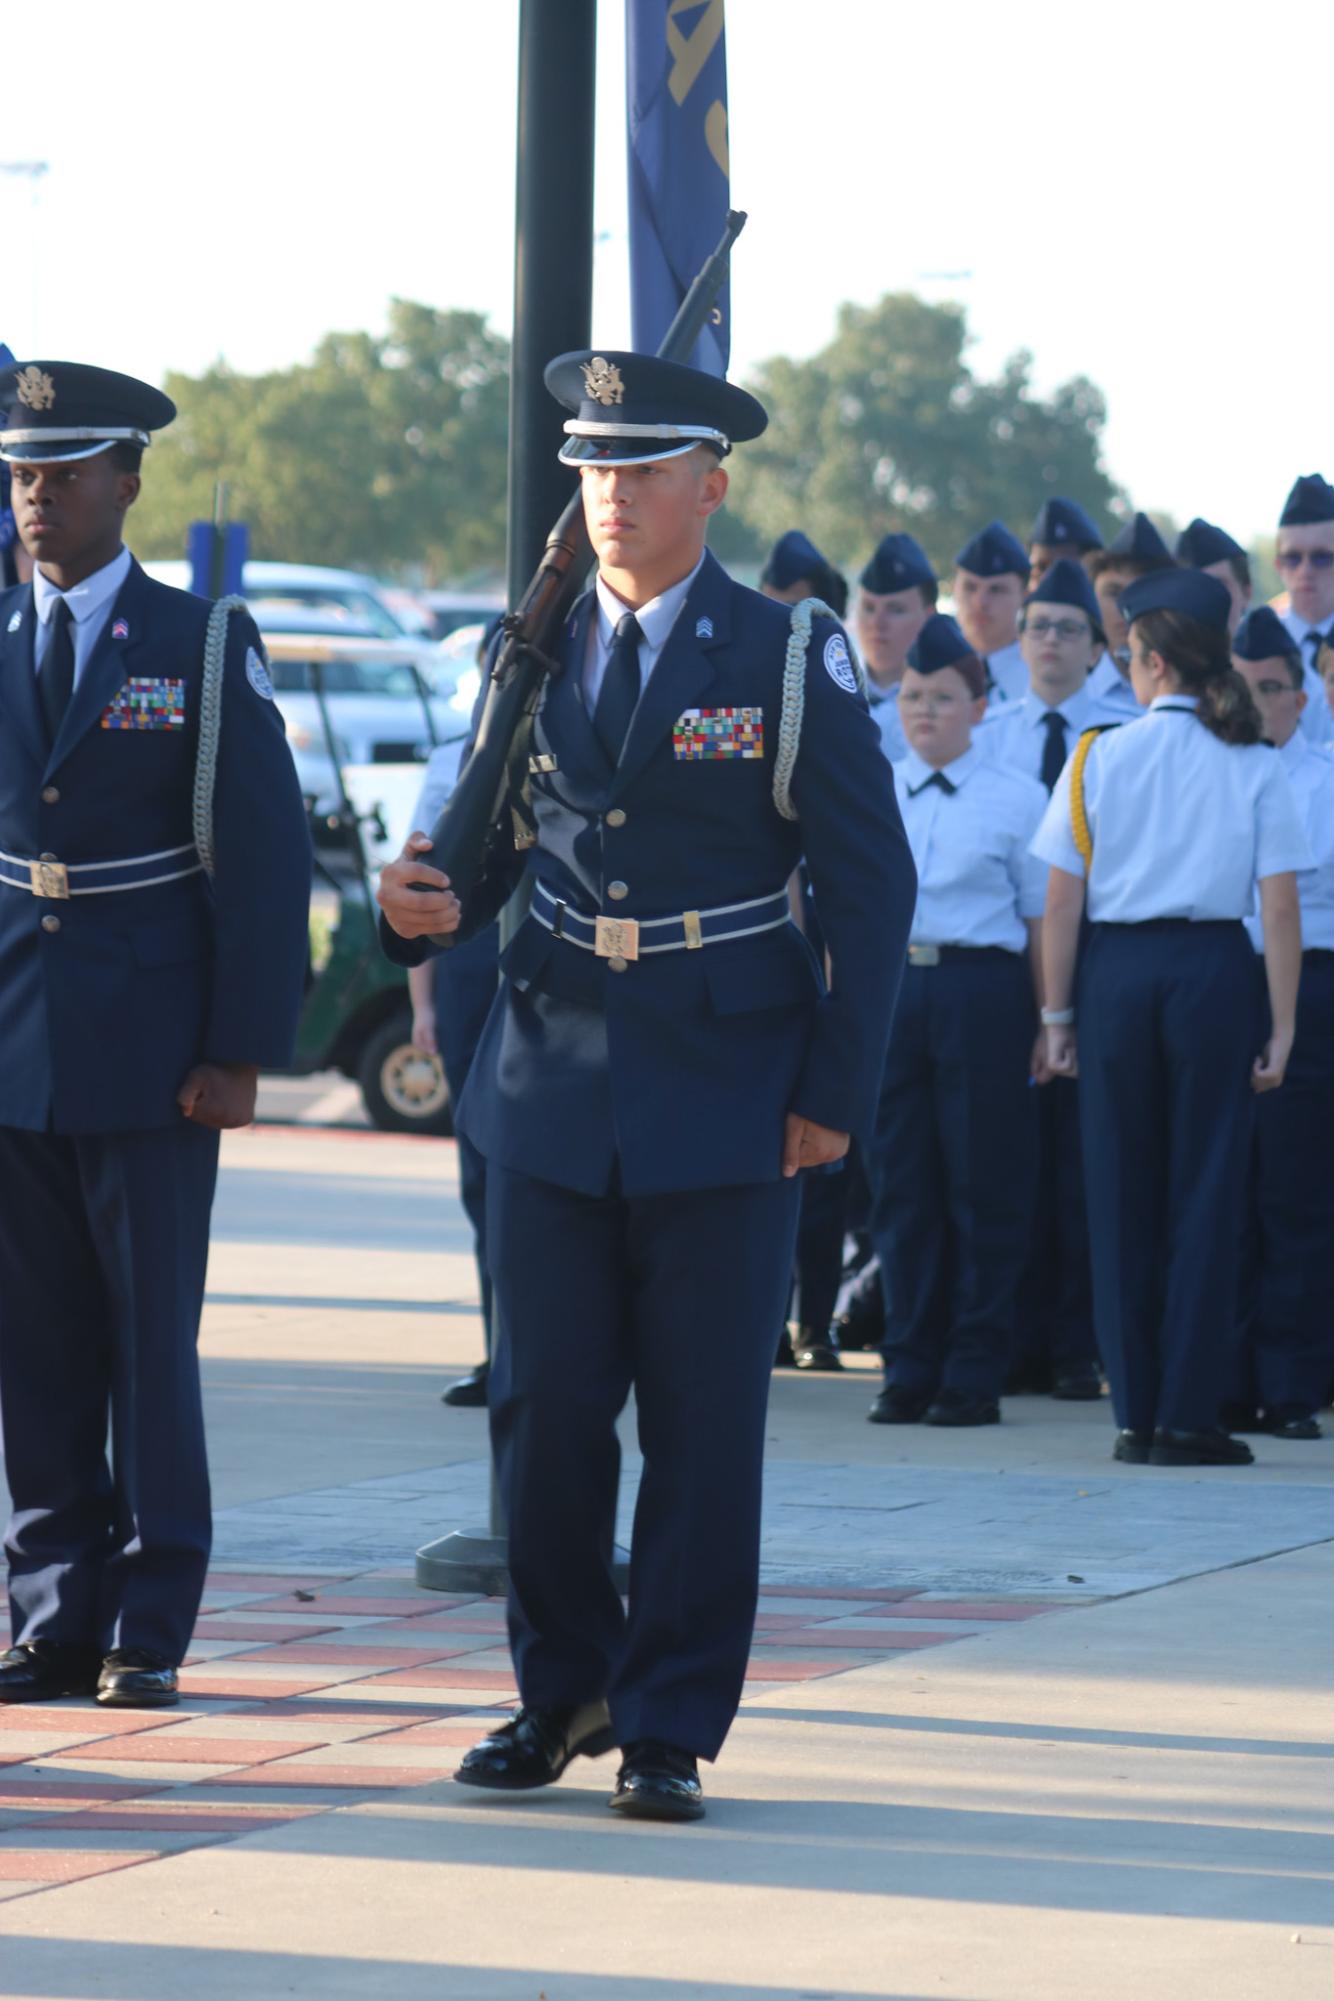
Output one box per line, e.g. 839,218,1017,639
754,484,1334,1463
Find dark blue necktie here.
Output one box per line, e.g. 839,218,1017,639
38,597,75,746
909,769,956,797
1039,709,1068,793
593,611,643,764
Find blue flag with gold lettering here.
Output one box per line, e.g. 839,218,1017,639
627,0,730,376
0,342,15,586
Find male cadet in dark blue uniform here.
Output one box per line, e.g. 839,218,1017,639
1027,496,1103,591
0,362,310,1707
951,521,1031,705
379,351,914,1820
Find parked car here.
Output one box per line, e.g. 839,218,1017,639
421,588,505,643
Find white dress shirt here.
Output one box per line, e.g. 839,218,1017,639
582,554,705,711
1087,650,1143,719
1279,609,1334,744
982,638,1027,707
894,742,1048,953
33,545,132,686
1244,734,1334,952
977,682,1124,788
866,680,906,763
1032,696,1312,923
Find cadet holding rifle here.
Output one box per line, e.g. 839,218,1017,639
378,349,914,1821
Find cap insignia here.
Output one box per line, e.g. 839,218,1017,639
15,366,56,412
582,356,625,407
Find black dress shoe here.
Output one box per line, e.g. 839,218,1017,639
925,1390,1000,1427
0,1641,100,1704
1268,1411,1322,1441
608,1739,704,1822
792,1336,843,1372
1113,1428,1152,1464
97,1648,179,1707
1148,1428,1254,1467
1052,1366,1103,1401
454,1701,615,1790
868,1386,930,1424
442,1364,490,1408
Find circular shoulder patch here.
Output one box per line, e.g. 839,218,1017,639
823,631,858,694
245,645,275,701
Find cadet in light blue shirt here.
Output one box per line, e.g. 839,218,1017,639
982,558,1119,1404
1034,570,1309,1470
952,521,1029,706
866,614,1045,1432
853,532,938,765
1228,609,1334,1439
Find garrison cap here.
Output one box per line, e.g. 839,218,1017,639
1106,511,1173,565
859,531,936,595
1119,567,1231,633
906,612,986,697
1232,605,1300,662
1029,496,1103,553
545,349,766,466
1279,473,1334,527
0,360,176,464
1175,517,1246,568
954,520,1029,579
762,529,833,592
1025,557,1103,632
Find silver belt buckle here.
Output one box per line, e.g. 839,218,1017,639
908,943,940,968
30,860,70,900
594,915,639,962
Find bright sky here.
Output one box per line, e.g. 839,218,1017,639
3,0,1329,546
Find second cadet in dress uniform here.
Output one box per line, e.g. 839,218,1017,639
1027,496,1104,592
1086,513,1175,719
1033,571,1309,1467
866,613,1046,1429
951,521,1031,706
0,361,310,1707
1227,608,1334,1440
853,532,937,764
981,558,1120,1403
1275,473,1334,744
378,351,915,1821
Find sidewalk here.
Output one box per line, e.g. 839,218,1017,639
0,1122,1331,1999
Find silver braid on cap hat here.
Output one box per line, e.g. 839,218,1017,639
772,598,866,822
192,596,246,878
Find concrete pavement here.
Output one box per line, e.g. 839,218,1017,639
0,1116,1330,1998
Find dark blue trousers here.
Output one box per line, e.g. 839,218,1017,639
1013,1079,1097,1379
1238,951,1334,1417
433,927,499,1355
486,1163,801,1762
1078,921,1257,1434
0,1121,219,1661
868,952,1037,1400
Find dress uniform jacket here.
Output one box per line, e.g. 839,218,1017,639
0,557,311,1132
386,550,915,1197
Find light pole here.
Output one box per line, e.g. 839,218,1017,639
0,161,49,350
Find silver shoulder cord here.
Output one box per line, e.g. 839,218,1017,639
192,595,247,879
772,597,867,822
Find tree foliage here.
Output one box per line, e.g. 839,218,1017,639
132,302,511,583
725,294,1121,575
130,292,1121,588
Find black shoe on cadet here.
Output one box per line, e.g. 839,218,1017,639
442,1363,490,1408
608,1739,705,1822
97,1648,180,1708
1148,1428,1254,1467
454,1702,616,1790
0,1640,100,1704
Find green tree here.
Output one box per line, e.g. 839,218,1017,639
726,294,1121,578
131,302,511,583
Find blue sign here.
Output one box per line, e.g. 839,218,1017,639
188,519,248,598
626,0,731,375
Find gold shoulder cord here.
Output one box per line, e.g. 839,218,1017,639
1068,725,1115,870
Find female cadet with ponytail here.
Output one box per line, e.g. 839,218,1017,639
1031,570,1310,1468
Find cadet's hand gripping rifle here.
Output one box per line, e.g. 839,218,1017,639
417,211,748,946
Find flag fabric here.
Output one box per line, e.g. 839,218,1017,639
626,0,731,376
0,341,16,586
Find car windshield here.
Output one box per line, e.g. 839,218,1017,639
249,589,405,640
268,655,426,696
